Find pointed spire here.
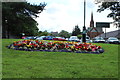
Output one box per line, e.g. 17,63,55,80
90,11,94,27
91,11,93,22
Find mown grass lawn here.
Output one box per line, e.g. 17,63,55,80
2,39,119,78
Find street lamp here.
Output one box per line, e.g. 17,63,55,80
5,20,9,39
82,0,86,42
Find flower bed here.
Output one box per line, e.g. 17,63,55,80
7,40,104,54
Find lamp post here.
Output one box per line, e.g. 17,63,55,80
5,20,9,39
82,0,86,42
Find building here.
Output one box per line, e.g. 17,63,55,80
97,29,120,39
51,31,58,36
87,12,104,39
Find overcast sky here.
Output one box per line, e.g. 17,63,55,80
27,0,118,33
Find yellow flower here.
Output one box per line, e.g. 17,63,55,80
26,45,32,47
76,49,78,51
13,41,16,43
23,43,27,45
71,46,74,49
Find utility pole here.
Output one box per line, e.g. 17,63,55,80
82,0,86,42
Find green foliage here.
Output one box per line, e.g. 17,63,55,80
97,2,120,27
77,34,82,39
37,30,49,36
72,25,81,36
2,2,46,38
37,30,71,37
2,39,118,78
59,30,71,38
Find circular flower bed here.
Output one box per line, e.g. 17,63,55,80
7,40,104,54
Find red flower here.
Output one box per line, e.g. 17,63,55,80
39,42,43,44
97,46,101,49
34,44,37,47
91,45,95,48
35,40,39,43
65,45,69,48
29,43,32,45
92,48,95,51
13,43,17,46
79,44,83,46
48,45,52,48
78,46,82,49
75,46,79,49
85,47,88,50
75,44,78,46
17,44,22,46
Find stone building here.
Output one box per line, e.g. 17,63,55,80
87,12,103,39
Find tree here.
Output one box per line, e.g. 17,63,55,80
97,1,120,27
38,30,49,36
2,2,46,38
72,25,81,36
59,30,71,38
77,35,82,39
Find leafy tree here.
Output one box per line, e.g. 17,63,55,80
38,30,49,36
77,35,82,39
59,30,71,38
2,2,46,38
72,25,81,36
97,1,120,27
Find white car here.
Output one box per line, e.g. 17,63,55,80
69,36,80,42
106,37,120,44
93,37,106,43
36,36,45,40
86,36,92,43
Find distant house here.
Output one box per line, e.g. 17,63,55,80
87,12,103,39
97,29,120,39
87,27,103,39
51,31,58,36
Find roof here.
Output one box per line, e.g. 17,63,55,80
97,29,120,38
96,27,103,32
87,27,98,32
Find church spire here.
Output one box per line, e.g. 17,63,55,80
90,11,94,27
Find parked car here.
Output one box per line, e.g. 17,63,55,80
24,36,36,39
86,36,92,43
69,36,80,42
106,37,120,44
53,37,67,41
43,36,54,40
22,36,26,39
93,37,106,43
65,38,69,41
36,36,45,40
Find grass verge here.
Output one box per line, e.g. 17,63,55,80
2,39,119,78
